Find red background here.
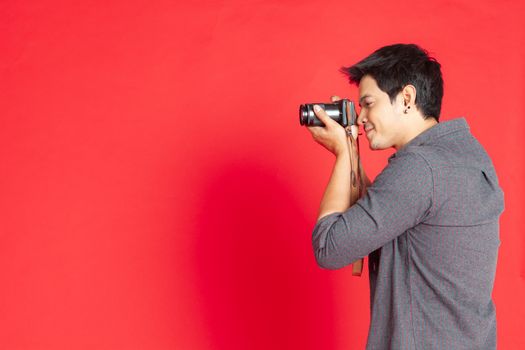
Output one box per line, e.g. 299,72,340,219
1,0,524,349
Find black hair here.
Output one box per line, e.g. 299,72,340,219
340,43,443,121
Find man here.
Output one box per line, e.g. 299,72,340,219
306,44,504,349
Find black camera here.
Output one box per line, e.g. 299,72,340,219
299,99,357,127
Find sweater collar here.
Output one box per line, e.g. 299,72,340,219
401,117,469,149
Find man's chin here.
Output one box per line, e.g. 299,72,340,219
368,139,385,150
366,135,378,150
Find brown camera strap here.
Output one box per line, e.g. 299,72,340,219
348,133,367,276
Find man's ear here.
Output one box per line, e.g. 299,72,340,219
401,84,417,106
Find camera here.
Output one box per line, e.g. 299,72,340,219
299,99,357,127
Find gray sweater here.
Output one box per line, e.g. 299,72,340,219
312,118,504,349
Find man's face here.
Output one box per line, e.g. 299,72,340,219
357,75,405,150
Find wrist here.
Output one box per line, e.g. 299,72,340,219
334,143,351,157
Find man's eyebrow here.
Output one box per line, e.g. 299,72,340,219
359,94,371,106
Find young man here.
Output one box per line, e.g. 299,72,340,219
306,44,504,349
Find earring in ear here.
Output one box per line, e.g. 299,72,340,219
404,105,411,114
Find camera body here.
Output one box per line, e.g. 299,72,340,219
299,99,357,127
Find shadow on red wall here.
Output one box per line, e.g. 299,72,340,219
192,158,339,349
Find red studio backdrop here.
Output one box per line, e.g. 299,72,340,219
1,0,524,349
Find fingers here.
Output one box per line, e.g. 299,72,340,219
309,96,344,128
313,104,335,127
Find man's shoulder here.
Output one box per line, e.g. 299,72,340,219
381,150,433,184
388,148,431,169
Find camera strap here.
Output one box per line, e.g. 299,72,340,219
348,134,367,277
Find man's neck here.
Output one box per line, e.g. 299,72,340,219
395,116,438,150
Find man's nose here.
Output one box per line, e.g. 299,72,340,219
356,111,365,126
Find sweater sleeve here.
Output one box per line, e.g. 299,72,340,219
312,151,433,270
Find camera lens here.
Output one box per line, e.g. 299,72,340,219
299,103,341,127
298,99,356,128
299,105,309,125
